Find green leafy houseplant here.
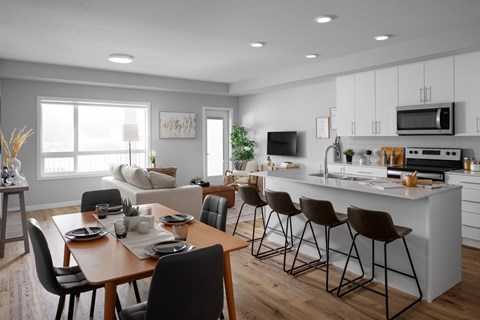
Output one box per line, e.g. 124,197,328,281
230,125,255,167
122,198,140,217
343,149,355,156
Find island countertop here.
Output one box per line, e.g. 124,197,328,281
252,169,460,200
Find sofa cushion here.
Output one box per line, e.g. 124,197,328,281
110,164,126,181
148,171,177,189
146,167,177,178
121,166,152,190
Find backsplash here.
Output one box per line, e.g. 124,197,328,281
340,136,479,162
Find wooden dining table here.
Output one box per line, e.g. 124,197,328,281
52,203,248,320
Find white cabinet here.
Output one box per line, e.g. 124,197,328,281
446,173,480,248
336,75,355,136
454,51,480,135
354,71,376,136
398,57,454,106
328,163,387,178
375,67,398,136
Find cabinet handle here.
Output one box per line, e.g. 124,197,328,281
351,122,356,135
357,171,373,174
420,87,424,102
371,121,375,134
477,117,480,133
376,121,381,134
427,86,432,102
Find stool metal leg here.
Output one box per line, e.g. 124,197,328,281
255,211,292,261
289,220,325,276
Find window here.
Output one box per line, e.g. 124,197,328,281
38,97,150,179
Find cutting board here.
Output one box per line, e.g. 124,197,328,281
380,147,405,165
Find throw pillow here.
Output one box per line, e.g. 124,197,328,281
121,166,153,189
148,171,177,189
146,167,177,178
110,163,126,181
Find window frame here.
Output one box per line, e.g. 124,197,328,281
37,96,151,180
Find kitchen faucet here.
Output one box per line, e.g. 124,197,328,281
324,144,340,178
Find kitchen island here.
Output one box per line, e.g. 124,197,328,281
253,170,462,302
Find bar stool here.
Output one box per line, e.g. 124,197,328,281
255,189,301,273
337,206,422,320
233,185,267,255
293,197,364,290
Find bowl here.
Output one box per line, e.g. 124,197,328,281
405,176,418,187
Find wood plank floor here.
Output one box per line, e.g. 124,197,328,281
1,206,479,319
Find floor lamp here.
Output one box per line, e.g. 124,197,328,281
122,124,139,166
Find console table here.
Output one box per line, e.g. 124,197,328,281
0,179,29,258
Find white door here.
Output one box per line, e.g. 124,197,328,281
203,108,230,183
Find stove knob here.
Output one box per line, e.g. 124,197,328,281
414,151,418,154
452,151,457,156
446,151,450,156
409,150,413,154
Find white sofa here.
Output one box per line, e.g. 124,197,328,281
101,176,202,218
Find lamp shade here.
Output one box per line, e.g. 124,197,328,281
122,124,139,142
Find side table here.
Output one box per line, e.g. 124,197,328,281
0,179,29,258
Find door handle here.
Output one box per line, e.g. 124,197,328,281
420,87,424,103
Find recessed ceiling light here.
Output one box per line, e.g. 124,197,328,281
250,42,266,48
305,54,319,59
108,54,134,64
374,35,390,41
315,16,333,24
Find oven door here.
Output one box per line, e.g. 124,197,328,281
396,103,454,135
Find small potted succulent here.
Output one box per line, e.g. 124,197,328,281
343,149,355,163
123,198,141,230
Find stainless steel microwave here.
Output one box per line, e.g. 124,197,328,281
396,103,454,135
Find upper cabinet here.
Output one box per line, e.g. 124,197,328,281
375,67,398,136
336,75,355,136
455,51,480,135
354,71,375,136
398,57,454,106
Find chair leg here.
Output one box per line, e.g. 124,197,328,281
116,292,123,315
384,242,390,320
255,211,292,260
55,295,66,320
67,294,75,320
289,220,324,276
132,281,141,303
90,289,96,317
232,202,246,236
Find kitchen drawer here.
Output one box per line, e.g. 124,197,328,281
462,189,480,202
344,166,387,178
462,212,480,228
462,225,480,241
446,173,480,186
463,200,480,214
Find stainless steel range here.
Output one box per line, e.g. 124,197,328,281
387,147,463,182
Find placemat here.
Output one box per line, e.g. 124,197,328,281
94,213,175,259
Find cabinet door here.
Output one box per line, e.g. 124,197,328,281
354,71,375,136
375,67,398,136
398,62,424,106
336,75,355,136
424,57,454,103
455,51,480,135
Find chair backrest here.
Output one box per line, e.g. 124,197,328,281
145,244,224,320
238,185,265,207
80,189,122,212
27,218,63,295
200,195,228,231
299,197,340,226
347,206,400,242
265,189,301,215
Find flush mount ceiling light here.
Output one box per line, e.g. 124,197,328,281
314,15,333,24
374,35,391,41
305,54,319,59
249,42,266,48
108,53,134,64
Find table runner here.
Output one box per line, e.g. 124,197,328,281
94,213,175,259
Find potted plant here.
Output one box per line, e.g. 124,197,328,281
149,150,157,168
122,198,141,230
343,149,355,163
230,125,255,170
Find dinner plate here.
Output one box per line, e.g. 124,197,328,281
108,205,122,212
158,214,194,225
144,240,193,258
65,228,108,241
68,227,103,237
107,209,123,215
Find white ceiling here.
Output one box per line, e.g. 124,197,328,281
1,0,480,85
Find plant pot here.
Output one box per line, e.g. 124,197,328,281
345,155,353,163
124,215,141,231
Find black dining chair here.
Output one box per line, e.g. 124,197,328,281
200,194,228,232
81,189,142,306
27,218,102,320
119,244,224,320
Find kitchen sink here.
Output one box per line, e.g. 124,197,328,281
309,172,373,182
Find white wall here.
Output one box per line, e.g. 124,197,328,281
1,79,238,209
238,80,336,172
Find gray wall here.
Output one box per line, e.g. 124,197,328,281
239,79,480,171
1,79,238,209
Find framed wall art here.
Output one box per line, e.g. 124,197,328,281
159,112,196,138
330,107,337,130
316,117,330,139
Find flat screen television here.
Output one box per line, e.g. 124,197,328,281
267,131,297,156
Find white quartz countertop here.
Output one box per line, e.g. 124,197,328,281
446,169,480,177
253,170,461,200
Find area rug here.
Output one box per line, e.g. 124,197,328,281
226,192,260,224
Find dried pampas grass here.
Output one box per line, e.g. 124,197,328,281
0,126,35,158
